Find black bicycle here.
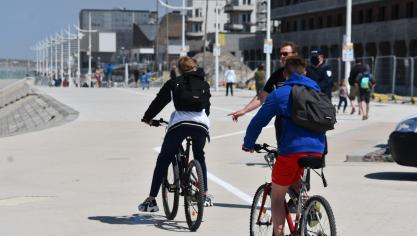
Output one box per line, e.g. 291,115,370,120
249,143,336,236
148,118,205,232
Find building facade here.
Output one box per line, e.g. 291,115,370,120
239,0,417,96
186,0,227,40
79,9,157,65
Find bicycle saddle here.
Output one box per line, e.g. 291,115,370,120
298,156,324,169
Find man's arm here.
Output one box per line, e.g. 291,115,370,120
228,70,279,121
228,90,269,122
243,92,279,150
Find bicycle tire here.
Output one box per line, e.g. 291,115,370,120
300,195,337,236
184,159,205,232
161,160,180,220
249,183,274,236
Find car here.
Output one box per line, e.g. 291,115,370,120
388,115,417,167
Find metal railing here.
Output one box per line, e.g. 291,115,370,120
244,55,417,99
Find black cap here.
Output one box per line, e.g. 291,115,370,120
310,49,323,55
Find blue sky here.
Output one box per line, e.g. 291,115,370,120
0,0,181,60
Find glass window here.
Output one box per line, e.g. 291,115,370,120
378,6,385,21
392,4,399,20
366,8,373,22
406,2,414,18
395,116,417,132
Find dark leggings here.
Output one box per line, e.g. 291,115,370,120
338,96,348,112
149,125,208,197
226,82,234,96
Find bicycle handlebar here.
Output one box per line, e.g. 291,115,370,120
142,118,169,127
253,143,278,156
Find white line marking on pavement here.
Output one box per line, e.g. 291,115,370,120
211,125,273,140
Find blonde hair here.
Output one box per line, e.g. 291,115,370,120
178,56,197,74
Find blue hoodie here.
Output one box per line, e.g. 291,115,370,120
243,73,326,155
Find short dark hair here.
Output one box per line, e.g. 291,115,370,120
280,41,299,54
284,56,306,75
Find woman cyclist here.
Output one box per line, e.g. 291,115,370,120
139,56,213,212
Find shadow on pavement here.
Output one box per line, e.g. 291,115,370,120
88,214,190,232
213,202,252,209
364,172,417,181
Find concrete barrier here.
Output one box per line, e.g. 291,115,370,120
0,79,32,108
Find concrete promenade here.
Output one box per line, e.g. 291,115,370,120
0,86,416,236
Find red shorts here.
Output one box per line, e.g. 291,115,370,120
272,152,323,186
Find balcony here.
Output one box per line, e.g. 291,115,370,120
186,31,204,38
186,16,204,22
224,22,244,31
224,3,254,13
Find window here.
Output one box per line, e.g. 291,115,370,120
326,15,332,27
242,14,246,22
293,20,298,31
309,17,314,29
378,6,385,21
366,8,373,22
301,19,306,30
318,16,323,28
406,2,414,18
358,10,364,24
248,14,251,22
337,13,343,26
248,0,251,5
392,4,399,20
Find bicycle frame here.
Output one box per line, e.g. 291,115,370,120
176,137,192,193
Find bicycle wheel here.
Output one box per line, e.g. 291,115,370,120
300,195,336,236
161,160,180,220
184,159,205,231
250,183,274,236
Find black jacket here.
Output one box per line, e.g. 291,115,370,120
143,69,211,121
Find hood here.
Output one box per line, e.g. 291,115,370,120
284,72,321,91
182,68,205,81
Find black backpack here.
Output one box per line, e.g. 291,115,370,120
173,76,210,112
290,84,336,132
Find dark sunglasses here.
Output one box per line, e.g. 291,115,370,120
279,51,294,57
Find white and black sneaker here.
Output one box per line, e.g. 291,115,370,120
204,194,214,207
138,198,159,212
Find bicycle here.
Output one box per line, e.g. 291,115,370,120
249,143,336,236
148,118,205,232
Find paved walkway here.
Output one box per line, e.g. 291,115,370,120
0,86,416,236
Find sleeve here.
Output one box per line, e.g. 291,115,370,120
142,81,173,121
205,84,211,116
243,92,281,149
263,70,279,93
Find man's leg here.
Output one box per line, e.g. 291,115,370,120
271,183,289,236
231,83,234,96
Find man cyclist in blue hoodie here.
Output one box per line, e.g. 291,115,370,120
242,56,326,236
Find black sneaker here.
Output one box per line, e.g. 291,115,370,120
138,198,159,212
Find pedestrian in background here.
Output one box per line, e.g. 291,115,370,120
306,49,334,100
170,65,177,80
224,65,236,96
133,69,140,88
337,79,348,113
140,70,151,90
254,64,266,96
348,60,369,115
356,70,376,120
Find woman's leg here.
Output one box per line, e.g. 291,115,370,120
190,128,208,192
149,129,185,198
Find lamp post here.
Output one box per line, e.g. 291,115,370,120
214,0,219,91
265,0,271,80
157,0,194,57
345,0,352,83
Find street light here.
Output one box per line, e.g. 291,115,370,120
74,12,97,87
157,0,194,57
